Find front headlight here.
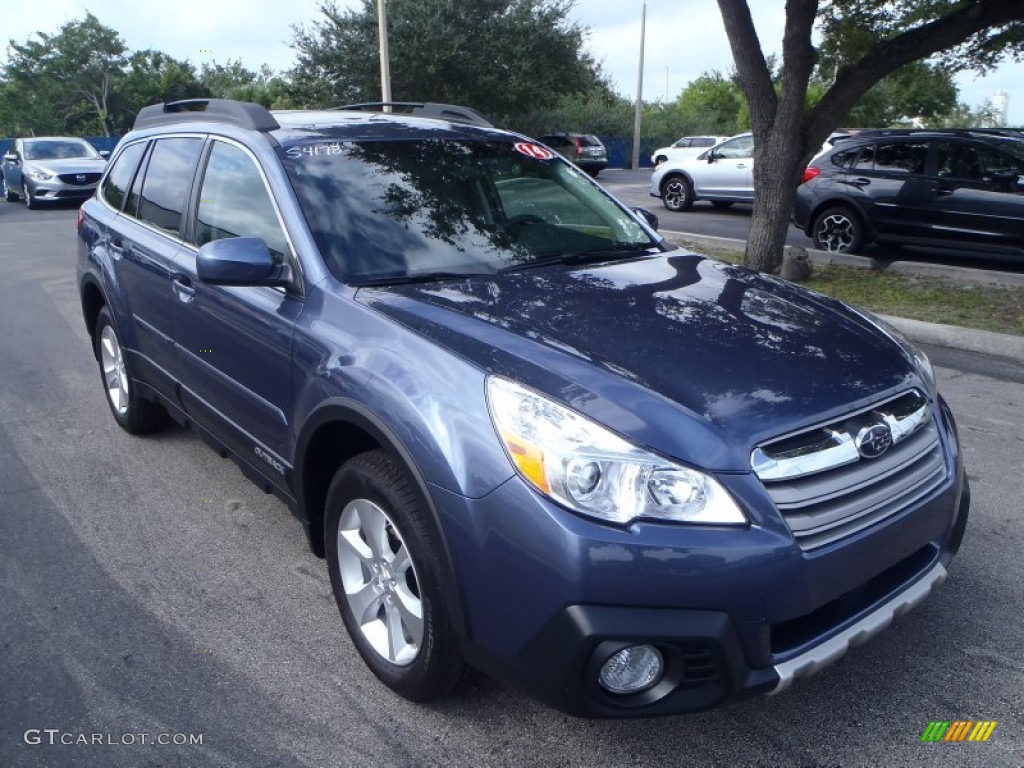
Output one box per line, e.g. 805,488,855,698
27,169,54,181
486,377,746,526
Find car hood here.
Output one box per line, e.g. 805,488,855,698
25,157,106,174
356,252,919,470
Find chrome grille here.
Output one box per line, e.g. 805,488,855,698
753,391,947,550
58,172,101,186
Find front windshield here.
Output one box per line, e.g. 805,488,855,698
24,139,100,161
279,139,656,283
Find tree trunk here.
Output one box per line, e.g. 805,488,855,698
745,132,805,272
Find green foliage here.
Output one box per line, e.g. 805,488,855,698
825,61,959,127
288,0,607,125
200,61,295,108
513,89,632,137
675,72,747,135
0,13,284,137
818,0,1024,74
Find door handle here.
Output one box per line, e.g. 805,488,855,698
932,187,954,196
172,274,196,302
848,177,871,187
735,163,748,169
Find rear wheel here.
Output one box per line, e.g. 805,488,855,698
661,175,694,212
325,450,465,701
94,307,167,434
812,206,865,254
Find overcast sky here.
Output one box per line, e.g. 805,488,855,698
4,0,1021,124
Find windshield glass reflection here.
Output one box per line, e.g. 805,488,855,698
279,140,655,283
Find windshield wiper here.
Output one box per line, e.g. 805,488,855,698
499,244,657,274
352,270,494,287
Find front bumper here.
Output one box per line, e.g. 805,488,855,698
26,179,98,202
437,406,968,717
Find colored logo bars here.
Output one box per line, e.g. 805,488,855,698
921,721,997,742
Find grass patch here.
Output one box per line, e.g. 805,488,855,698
669,237,1024,337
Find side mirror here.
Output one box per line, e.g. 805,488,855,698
99,150,111,158
706,151,718,164
3,153,17,163
196,237,293,288
632,206,659,231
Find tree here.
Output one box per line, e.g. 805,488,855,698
3,13,128,136
119,51,208,131
716,0,1024,272
675,71,747,135
289,0,606,125
200,61,294,108
839,61,959,127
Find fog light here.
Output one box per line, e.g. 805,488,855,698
598,645,664,694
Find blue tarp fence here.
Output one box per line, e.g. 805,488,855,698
599,136,660,169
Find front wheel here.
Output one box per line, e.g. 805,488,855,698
2,175,18,202
94,307,167,434
325,450,465,701
24,184,36,209
661,176,694,212
811,206,865,254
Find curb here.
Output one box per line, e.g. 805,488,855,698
663,230,1024,363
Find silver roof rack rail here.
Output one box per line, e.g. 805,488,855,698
332,101,494,128
133,99,280,132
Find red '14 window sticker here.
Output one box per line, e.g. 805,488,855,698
513,142,555,160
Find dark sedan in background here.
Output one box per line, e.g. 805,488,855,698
2,136,109,208
794,129,1024,256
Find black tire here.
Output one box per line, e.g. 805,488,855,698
711,200,735,209
661,175,694,212
811,206,865,254
325,449,465,702
94,306,168,434
2,176,18,202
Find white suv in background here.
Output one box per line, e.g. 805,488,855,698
650,135,728,167
650,133,754,212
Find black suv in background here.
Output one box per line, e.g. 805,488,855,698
536,133,608,177
794,130,1024,257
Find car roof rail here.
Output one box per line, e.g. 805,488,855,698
836,127,1024,141
133,99,280,132
331,101,494,128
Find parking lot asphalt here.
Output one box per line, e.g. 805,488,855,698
2,202,1023,767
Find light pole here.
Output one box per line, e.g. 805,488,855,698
377,0,392,108
631,0,647,170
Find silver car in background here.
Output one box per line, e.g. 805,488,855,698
2,137,109,209
650,133,755,212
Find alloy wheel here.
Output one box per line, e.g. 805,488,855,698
336,498,423,666
99,325,129,415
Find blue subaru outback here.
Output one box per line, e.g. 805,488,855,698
77,99,969,717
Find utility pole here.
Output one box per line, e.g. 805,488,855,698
631,0,647,170
377,0,392,110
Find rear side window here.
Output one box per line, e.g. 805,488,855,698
100,142,146,211
194,141,289,263
854,142,927,175
830,148,859,169
137,138,203,236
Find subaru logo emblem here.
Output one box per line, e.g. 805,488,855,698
76,174,87,183
855,423,892,459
